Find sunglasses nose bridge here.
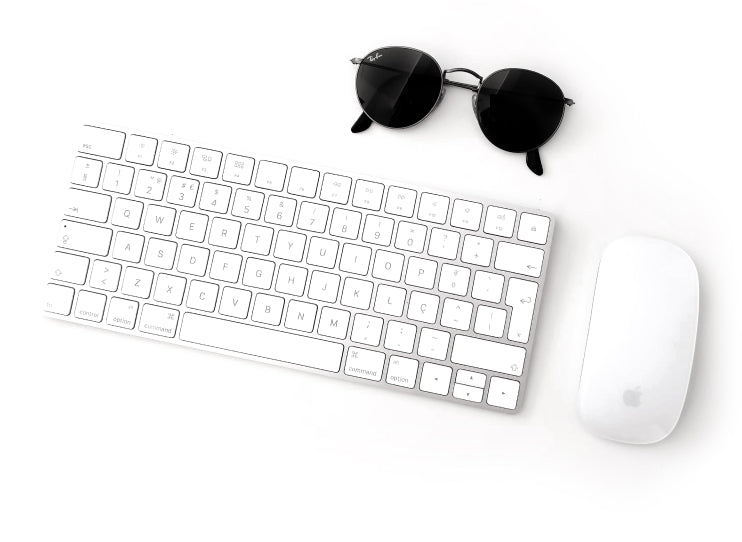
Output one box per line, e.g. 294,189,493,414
443,68,484,93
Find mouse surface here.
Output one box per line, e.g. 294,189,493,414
578,236,699,444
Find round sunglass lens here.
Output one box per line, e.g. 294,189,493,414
355,47,443,128
476,69,565,153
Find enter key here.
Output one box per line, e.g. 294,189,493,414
505,277,538,343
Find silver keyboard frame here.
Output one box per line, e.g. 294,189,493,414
45,123,555,414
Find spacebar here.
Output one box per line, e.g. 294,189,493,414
179,313,343,372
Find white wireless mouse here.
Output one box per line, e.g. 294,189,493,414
578,236,699,444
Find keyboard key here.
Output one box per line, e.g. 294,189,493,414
223,154,255,185
255,160,287,191
177,244,210,276
79,125,125,159
58,220,112,256
167,176,200,207
384,321,416,353
517,213,550,245
135,170,167,201
179,313,343,372
456,369,486,388
44,283,75,315
275,264,308,296
190,147,222,179
438,264,470,296
339,244,371,275
251,293,285,325
50,251,89,284
320,173,352,204
329,208,362,239
352,179,385,211
112,231,145,262
417,328,450,360
450,199,483,231
241,224,274,255
373,284,406,317
494,242,544,278
372,250,404,282
287,167,320,197
340,277,374,310
344,347,385,381
453,383,483,403
484,206,516,237
471,271,504,303
297,202,329,233
176,210,209,242
199,182,232,213
450,335,526,376
242,258,275,289
208,217,241,249
138,304,179,337
111,198,143,229
306,237,339,268
143,205,176,236
121,267,154,298
386,356,418,388
394,222,427,253
307,270,340,303
209,251,242,283
362,215,394,246
144,238,177,269
440,299,473,331
284,300,317,332
417,193,449,224
428,228,459,260
125,134,157,165
264,195,297,226
385,186,416,217
74,290,107,322
153,274,187,305
419,362,452,395
232,189,264,220
158,141,190,172
350,314,384,346
71,157,102,188
317,307,351,339
106,297,139,329
473,306,506,338
407,291,439,324
460,235,494,266
89,260,121,292
505,278,538,343
487,377,520,410
186,280,219,312
273,230,306,262
102,163,135,194
218,287,252,319
404,257,437,289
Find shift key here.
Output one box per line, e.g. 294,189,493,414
57,220,112,256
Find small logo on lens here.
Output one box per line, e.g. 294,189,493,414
368,52,383,62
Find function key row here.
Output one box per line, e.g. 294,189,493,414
78,126,550,243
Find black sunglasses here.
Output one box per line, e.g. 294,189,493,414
350,46,574,175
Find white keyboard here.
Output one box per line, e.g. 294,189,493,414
45,124,554,413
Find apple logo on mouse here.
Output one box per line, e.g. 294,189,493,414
623,386,642,407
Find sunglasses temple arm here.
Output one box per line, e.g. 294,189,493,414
351,112,373,133
526,149,543,176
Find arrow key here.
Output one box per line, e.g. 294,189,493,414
419,362,452,396
453,383,484,403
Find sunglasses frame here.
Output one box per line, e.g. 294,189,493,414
350,45,574,175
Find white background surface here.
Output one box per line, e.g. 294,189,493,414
1,1,740,540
